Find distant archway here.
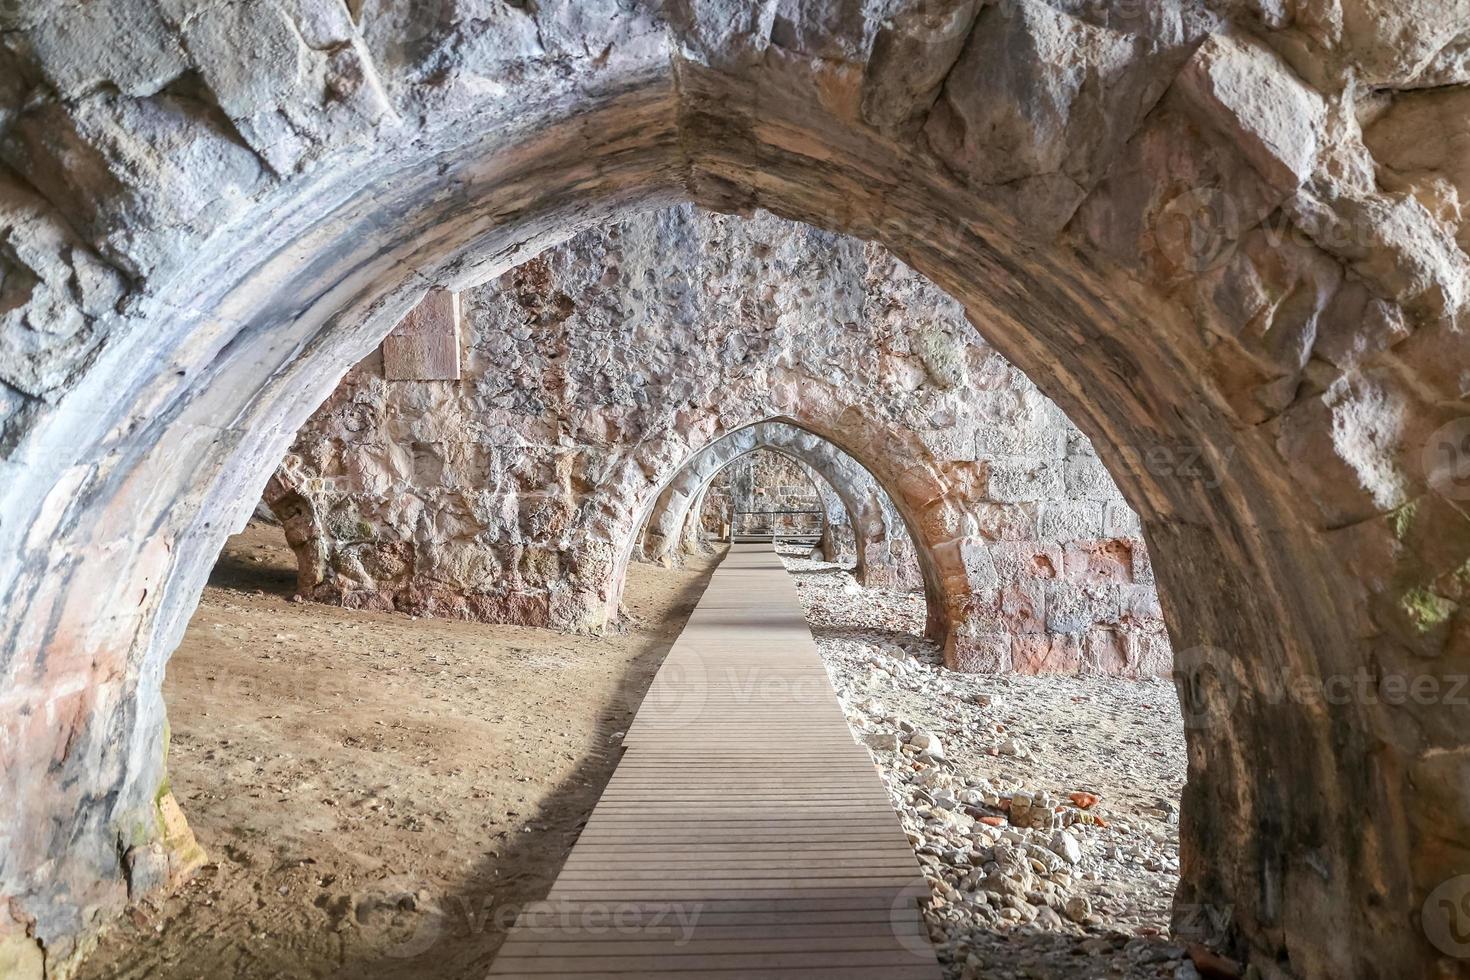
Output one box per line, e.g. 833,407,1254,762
640,420,920,591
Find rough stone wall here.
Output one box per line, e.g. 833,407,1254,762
1,3,1468,977
272,206,1165,675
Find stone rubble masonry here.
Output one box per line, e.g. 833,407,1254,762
269,207,1170,678
0,2,1466,978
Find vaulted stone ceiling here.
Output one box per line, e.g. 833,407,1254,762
271,207,1166,678
1,2,1468,977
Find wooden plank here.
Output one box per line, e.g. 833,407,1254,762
488,544,940,980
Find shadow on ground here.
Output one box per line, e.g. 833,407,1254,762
331,553,725,979
206,524,299,597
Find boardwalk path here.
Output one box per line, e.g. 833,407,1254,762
489,544,942,978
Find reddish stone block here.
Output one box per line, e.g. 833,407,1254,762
1062,539,1134,585
947,632,1011,671
383,288,462,381
1010,633,1082,674
998,583,1045,632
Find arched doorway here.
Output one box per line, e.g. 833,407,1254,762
1,11,1463,975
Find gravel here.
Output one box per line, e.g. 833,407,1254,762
778,547,1193,979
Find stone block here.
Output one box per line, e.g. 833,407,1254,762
948,631,1011,672
1175,33,1326,193
1038,501,1106,541
27,0,187,100
1130,631,1174,677
1063,456,1120,500
988,459,1062,503
860,0,982,137
1120,584,1165,623
1079,628,1130,675
990,540,1062,582
383,290,463,381
1103,501,1143,537
924,0,1162,232
1044,582,1120,633
973,502,1038,540
1010,633,1082,675
998,582,1046,633
1062,539,1135,585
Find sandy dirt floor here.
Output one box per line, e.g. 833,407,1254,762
79,523,721,980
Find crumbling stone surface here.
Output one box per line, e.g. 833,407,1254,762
271,208,1163,673
0,3,1467,977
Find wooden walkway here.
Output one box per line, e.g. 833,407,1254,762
489,544,942,978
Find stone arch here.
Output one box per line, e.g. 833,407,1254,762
673,464,860,562
793,461,858,565
640,419,920,590
647,442,856,562
694,445,832,543
654,433,862,567
609,408,963,653
0,8,1465,976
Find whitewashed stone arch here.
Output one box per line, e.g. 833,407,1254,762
641,420,921,589
660,449,856,561
0,5,1465,975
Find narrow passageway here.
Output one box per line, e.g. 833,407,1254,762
489,544,942,978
